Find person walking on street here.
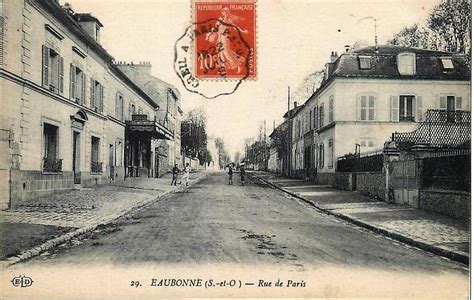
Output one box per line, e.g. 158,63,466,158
180,163,190,186
240,165,246,186
227,163,234,185
171,164,179,186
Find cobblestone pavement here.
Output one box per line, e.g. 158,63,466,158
0,172,205,229
252,171,470,257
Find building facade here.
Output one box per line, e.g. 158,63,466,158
116,62,183,175
0,0,171,209
290,46,470,180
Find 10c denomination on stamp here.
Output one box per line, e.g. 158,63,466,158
193,0,256,80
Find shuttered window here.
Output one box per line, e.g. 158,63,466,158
358,95,375,121
90,79,104,113
70,65,85,104
42,45,63,94
115,93,124,121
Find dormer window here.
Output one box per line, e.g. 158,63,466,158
397,53,416,75
440,57,454,70
358,56,371,69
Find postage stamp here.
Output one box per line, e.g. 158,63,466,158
192,0,257,80
174,0,256,98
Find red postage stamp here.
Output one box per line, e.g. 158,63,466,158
192,0,256,80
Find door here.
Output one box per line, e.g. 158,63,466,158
154,149,160,178
72,132,81,184
109,144,114,180
391,160,418,207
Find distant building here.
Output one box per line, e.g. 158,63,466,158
116,62,183,176
290,45,470,181
0,1,171,208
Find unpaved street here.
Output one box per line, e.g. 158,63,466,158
23,172,467,275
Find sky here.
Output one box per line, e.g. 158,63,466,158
64,0,439,159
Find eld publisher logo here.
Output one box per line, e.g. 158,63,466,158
11,275,33,288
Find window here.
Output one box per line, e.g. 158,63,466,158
91,136,102,173
359,138,375,153
70,65,85,104
43,123,62,172
358,56,371,69
440,95,462,122
397,53,416,75
329,96,334,123
328,139,334,168
90,79,104,113
115,93,124,121
318,143,324,168
399,95,415,122
309,110,312,130
358,95,375,121
440,57,454,70
42,45,64,94
319,104,325,128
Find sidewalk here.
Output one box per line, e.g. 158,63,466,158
250,171,470,265
0,171,208,267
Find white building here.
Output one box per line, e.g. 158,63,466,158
290,45,470,180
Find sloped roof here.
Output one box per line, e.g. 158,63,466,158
330,45,470,81
283,104,304,119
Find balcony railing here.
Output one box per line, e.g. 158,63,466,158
91,162,103,173
43,157,63,173
424,109,470,123
131,114,149,121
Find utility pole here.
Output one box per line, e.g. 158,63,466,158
287,86,292,178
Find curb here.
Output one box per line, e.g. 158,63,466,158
1,173,210,269
249,173,469,266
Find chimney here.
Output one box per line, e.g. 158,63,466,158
293,101,298,109
344,45,350,52
330,51,338,63
116,61,153,76
62,2,74,15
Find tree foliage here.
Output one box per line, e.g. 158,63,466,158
388,0,471,54
269,123,289,160
181,108,208,165
215,137,230,169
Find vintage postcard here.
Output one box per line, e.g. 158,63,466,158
0,0,471,298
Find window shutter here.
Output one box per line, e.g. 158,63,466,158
356,96,361,120
320,104,325,127
90,78,95,110
439,96,447,109
455,97,462,110
70,64,76,101
416,96,423,122
81,73,86,105
42,45,49,88
58,56,64,94
390,96,399,122
99,84,104,113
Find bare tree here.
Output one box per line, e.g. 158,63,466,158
293,70,324,104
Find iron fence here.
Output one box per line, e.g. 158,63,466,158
336,152,384,172
43,157,63,173
91,162,103,173
421,154,470,192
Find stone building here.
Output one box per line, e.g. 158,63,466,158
290,46,470,181
0,0,171,209
115,62,183,176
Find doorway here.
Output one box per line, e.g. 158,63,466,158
72,131,81,184
109,144,114,180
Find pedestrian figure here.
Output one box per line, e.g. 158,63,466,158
171,164,179,186
240,165,245,185
180,163,190,186
227,163,234,185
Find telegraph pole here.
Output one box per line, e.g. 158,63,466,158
287,86,292,178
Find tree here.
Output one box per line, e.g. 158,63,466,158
181,108,208,165
388,0,471,54
388,24,434,50
427,0,471,54
215,137,230,169
293,70,324,104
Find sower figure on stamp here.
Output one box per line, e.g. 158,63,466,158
171,164,179,186
180,163,190,186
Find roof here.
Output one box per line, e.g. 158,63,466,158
330,45,471,81
269,121,287,138
73,13,104,27
283,104,304,119
36,0,159,109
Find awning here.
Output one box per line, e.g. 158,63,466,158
125,120,173,140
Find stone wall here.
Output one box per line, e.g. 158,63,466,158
315,172,353,191
10,170,74,208
356,172,385,200
419,190,470,224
